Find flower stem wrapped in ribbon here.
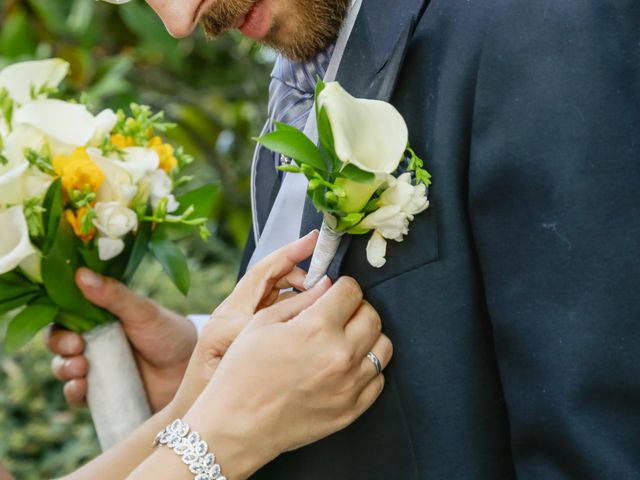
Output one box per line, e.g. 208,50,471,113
0,58,218,449
257,80,431,288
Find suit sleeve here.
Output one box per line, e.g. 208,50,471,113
469,1,640,478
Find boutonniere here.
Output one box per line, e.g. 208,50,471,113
257,80,431,288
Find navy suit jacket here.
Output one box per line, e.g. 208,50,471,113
244,0,640,478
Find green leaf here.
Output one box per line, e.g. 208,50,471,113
0,282,41,303
149,237,190,295
4,301,59,353
0,293,42,316
42,179,63,254
256,128,327,173
339,164,376,183
41,218,112,328
176,184,219,217
317,107,340,174
122,221,152,282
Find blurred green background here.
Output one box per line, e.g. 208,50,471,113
0,0,273,477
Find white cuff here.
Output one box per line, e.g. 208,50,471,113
187,314,210,336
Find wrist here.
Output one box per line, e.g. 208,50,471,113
181,399,276,479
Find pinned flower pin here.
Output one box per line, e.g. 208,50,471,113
257,80,431,288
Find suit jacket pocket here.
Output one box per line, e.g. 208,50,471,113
340,205,439,290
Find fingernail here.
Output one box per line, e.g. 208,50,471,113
78,269,102,288
313,275,330,288
306,229,320,237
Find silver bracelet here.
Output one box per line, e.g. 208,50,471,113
153,419,227,480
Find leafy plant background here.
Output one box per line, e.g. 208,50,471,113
0,0,273,477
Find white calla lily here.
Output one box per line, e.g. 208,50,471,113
0,126,52,205
91,109,118,146
13,99,96,152
0,206,39,275
0,58,69,105
318,82,408,174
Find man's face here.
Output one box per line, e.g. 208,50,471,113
146,0,350,61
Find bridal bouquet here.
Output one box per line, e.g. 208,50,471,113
257,80,431,288
0,58,216,449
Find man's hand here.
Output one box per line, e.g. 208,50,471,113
46,268,197,411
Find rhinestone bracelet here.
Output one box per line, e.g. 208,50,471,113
153,419,227,480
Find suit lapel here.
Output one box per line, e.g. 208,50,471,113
299,0,426,278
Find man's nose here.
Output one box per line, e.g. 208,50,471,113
145,0,201,38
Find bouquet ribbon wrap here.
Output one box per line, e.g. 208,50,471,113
82,322,152,450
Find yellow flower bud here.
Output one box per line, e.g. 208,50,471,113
148,136,177,173
52,147,105,196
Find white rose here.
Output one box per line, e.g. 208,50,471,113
0,206,40,277
90,109,118,147
88,148,137,205
93,202,138,261
13,99,97,155
149,169,179,213
359,173,429,268
0,58,69,105
318,82,408,175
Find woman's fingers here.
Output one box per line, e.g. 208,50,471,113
303,277,363,328
255,276,332,324
274,267,307,291
232,231,319,312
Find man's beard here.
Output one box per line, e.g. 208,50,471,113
201,0,350,61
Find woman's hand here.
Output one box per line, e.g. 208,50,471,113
168,230,320,419
180,277,391,479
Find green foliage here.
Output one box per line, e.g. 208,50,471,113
0,0,272,476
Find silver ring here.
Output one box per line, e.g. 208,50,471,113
366,351,383,375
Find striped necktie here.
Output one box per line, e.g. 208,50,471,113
251,46,334,242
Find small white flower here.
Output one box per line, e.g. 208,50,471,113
93,202,138,239
93,202,138,261
0,58,69,105
149,170,179,213
360,173,429,268
318,82,408,175
97,237,126,262
0,206,39,276
365,230,388,268
121,147,160,184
